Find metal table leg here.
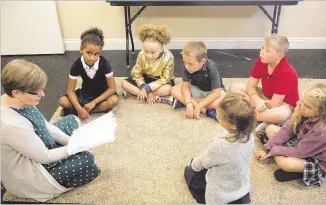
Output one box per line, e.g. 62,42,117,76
127,6,135,54
258,4,282,34
274,5,282,34
123,6,147,69
271,5,277,33
124,6,130,68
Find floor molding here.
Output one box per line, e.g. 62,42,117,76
64,37,326,51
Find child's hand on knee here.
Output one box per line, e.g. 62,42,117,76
265,100,273,109
256,99,268,112
137,89,147,101
147,92,156,105
77,108,90,120
84,101,96,112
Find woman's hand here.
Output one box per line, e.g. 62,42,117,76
137,89,147,101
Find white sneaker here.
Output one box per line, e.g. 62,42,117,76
155,95,173,104
122,90,131,98
255,122,269,134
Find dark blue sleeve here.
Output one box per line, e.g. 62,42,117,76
208,61,222,89
69,59,81,78
182,68,191,82
101,57,113,76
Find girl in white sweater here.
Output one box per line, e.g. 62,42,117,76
185,92,256,204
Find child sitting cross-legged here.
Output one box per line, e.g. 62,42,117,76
256,83,326,186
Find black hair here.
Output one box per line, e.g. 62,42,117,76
80,27,104,49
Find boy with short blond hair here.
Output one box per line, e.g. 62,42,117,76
171,41,225,120
229,34,299,135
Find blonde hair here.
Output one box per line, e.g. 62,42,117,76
181,41,207,62
218,93,256,143
139,24,171,45
1,59,47,97
264,34,289,55
291,83,326,132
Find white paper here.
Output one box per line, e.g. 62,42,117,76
67,112,116,155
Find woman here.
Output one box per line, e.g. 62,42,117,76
1,59,100,202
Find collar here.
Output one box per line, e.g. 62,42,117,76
216,129,237,138
201,58,209,72
267,57,287,76
306,117,320,123
81,56,100,70
157,50,164,60
192,58,208,74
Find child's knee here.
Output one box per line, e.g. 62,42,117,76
275,156,288,170
58,96,70,107
265,125,280,138
121,80,129,90
229,83,245,93
273,112,289,124
171,85,180,97
108,95,119,106
275,157,297,172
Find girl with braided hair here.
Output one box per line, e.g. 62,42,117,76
256,83,326,186
121,24,175,105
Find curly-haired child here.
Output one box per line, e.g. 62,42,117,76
121,24,175,105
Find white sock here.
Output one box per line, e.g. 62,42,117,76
255,122,269,133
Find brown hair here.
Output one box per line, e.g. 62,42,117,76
1,59,47,97
80,27,104,49
291,83,326,132
181,41,207,62
139,24,171,45
264,34,289,55
218,93,256,143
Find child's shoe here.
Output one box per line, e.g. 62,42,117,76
206,109,218,121
274,169,303,182
257,132,269,144
155,96,173,104
61,108,77,116
172,98,185,109
122,90,132,98
255,122,268,133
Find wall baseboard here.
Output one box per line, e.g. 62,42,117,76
64,37,326,51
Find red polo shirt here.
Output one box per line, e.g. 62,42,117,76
250,57,299,108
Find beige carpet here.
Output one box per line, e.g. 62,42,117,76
3,78,326,204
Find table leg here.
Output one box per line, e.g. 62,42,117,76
124,6,130,68
274,5,282,34
271,5,277,33
127,6,135,54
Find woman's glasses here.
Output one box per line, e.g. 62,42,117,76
25,89,44,96
26,91,40,95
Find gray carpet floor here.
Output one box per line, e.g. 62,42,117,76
3,78,326,204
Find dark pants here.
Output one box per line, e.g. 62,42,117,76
184,166,251,204
63,89,118,115
72,89,119,107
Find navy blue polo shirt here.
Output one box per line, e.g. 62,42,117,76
69,56,113,98
182,58,225,92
